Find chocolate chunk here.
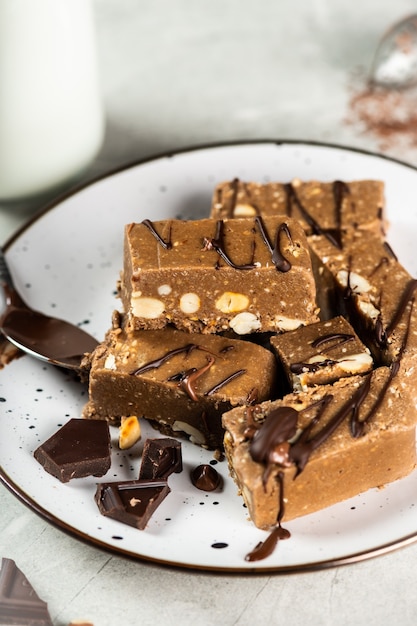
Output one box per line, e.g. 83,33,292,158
190,464,222,491
34,419,111,483
139,438,182,480
0,558,53,625
95,479,170,530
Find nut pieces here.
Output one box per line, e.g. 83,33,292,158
119,416,141,449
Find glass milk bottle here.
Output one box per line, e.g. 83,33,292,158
0,0,105,201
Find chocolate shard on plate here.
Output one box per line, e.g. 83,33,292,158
0,558,53,625
139,438,182,480
95,479,170,530
34,418,111,483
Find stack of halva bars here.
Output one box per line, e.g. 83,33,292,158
83,178,417,530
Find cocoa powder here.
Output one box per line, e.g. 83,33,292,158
345,69,417,151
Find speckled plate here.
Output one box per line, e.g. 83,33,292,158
2,140,417,573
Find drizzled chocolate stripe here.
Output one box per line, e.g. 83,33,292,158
255,217,292,272
229,178,240,213
291,333,355,372
284,182,345,249
245,472,290,562
141,219,172,249
205,369,246,396
248,363,401,480
368,256,390,278
130,344,202,376
169,356,215,401
289,376,374,470
383,240,398,261
311,332,355,350
249,406,298,467
290,358,339,374
226,179,261,215
203,220,257,270
384,278,417,341
329,180,350,249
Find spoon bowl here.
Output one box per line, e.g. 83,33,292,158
0,248,98,372
370,14,417,89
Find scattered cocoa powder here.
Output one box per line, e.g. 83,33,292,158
345,68,417,152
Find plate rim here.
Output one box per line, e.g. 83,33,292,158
2,138,417,573
5,137,417,251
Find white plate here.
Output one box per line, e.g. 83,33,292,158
2,140,417,573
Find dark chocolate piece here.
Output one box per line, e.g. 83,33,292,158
0,558,53,625
34,419,111,483
95,479,170,530
190,464,222,491
139,438,183,480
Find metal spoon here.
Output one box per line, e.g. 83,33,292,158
0,247,98,372
370,14,417,89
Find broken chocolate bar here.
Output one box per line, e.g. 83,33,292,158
34,419,111,483
139,438,182,480
0,558,53,625
95,479,170,530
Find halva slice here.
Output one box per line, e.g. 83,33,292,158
83,315,277,449
270,315,373,391
309,228,417,403
222,367,417,529
210,178,385,240
121,216,318,334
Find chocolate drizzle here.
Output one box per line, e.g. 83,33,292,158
229,178,240,214
205,369,246,396
130,343,203,376
329,180,350,249
131,344,248,401
141,219,172,249
249,406,298,470
170,356,215,401
255,217,292,272
203,220,257,270
290,332,356,374
284,182,346,249
248,354,406,484
311,332,355,350
384,278,417,343
245,472,290,562
290,358,339,375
